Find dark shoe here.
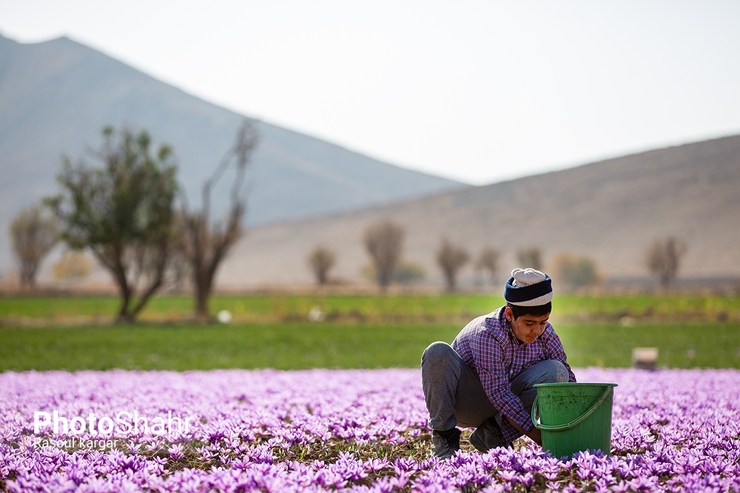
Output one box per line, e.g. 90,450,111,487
432,428,461,459
469,418,509,453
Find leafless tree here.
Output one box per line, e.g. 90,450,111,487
179,121,259,321
168,259,190,295
646,236,687,289
165,227,190,294
476,247,500,286
363,220,404,291
517,247,543,271
9,205,59,288
308,246,336,285
436,238,470,292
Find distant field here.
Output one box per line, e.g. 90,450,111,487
1,292,738,324
1,320,738,372
557,321,740,369
0,323,455,371
1,293,738,371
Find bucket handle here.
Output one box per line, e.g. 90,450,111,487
531,386,613,432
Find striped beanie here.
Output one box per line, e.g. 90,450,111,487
504,268,553,307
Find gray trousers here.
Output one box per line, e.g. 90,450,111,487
421,341,569,431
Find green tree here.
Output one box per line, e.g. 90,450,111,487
393,261,426,285
361,260,425,285
9,204,59,288
51,250,93,285
551,252,600,289
47,125,178,322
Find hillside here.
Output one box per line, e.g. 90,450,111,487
219,135,740,288
0,33,463,272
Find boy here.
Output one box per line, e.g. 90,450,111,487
421,268,576,459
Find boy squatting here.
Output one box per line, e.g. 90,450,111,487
421,268,576,459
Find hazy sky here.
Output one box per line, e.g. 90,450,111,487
2,0,739,185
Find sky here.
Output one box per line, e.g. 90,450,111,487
1,0,739,185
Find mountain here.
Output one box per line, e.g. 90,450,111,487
218,134,740,288
4,34,737,291
0,33,464,272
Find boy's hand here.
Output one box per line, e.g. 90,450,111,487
505,416,543,446
525,427,542,446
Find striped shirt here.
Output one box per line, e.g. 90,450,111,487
452,306,576,443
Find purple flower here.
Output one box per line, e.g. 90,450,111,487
1,368,739,492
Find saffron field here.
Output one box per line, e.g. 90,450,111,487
2,367,739,492
2,293,739,491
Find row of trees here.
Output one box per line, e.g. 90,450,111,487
9,122,258,323
11,201,690,310
306,220,689,292
8,122,689,321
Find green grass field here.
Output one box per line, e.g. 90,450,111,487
1,292,738,371
1,292,739,323
0,293,504,324
1,319,738,372
0,323,447,371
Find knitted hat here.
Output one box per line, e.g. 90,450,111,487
504,268,553,307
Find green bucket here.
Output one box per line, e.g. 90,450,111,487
532,382,618,458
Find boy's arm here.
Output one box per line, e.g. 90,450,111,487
543,325,577,382
473,334,536,443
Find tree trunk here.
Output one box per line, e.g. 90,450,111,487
20,267,36,288
195,283,210,322
116,287,132,323
193,260,217,322
446,275,456,292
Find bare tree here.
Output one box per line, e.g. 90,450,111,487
476,247,500,286
646,236,687,289
165,243,190,294
436,238,470,292
517,248,543,271
363,220,404,291
179,121,259,321
308,246,336,285
9,205,59,288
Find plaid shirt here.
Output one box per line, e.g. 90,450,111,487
452,306,576,443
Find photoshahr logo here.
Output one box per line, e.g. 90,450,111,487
32,410,195,449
